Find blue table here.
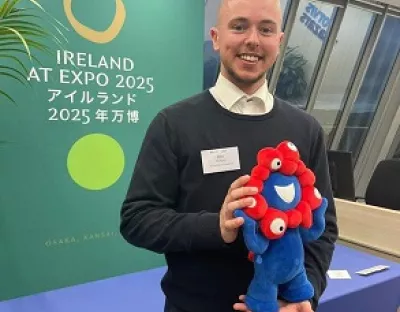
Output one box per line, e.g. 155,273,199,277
0,244,399,312
319,245,400,311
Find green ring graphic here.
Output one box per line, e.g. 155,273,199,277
67,133,125,190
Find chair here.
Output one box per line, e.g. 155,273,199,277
327,150,356,201
365,159,400,210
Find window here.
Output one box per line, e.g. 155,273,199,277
338,16,400,159
310,6,375,141
280,0,291,24
393,138,400,159
275,0,335,108
388,119,400,159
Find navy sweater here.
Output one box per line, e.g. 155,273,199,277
120,91,338,312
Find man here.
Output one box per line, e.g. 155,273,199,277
120,0,338,311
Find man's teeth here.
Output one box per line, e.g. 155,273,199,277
240,54,259,62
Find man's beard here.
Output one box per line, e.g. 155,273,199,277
224,63,266,87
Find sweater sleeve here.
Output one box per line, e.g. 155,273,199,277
304,123,339,309
120,111,227,254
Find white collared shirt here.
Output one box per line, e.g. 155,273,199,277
209,74,274,115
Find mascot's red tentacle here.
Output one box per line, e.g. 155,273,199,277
277,141,300,162
295,201,312,229
257,148,283,172
302,186,323,210
286,209,302,228
243,193,268,220
248,251,255,262
295,160,307,176
246,176,264,193
251,165,270,181
298,168,316,187
259,207,288,240
280,160,298,176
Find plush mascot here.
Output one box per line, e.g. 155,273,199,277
233,141,328,312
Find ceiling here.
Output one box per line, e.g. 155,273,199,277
371,0,400,7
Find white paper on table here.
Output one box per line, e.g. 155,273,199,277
327,270,352,279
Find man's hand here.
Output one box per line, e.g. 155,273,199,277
233,295,314,312
220,175,258,243
233,295,251,312
279,300,313,312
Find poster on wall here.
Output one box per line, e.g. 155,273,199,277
0,0,203,301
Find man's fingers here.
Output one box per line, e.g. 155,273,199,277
230,186,259,200
226,197,255,213
223,217,244,230
279,303,314,312
233,295,250,311
229,175,251,191
224,175,255,206
233,302,250,312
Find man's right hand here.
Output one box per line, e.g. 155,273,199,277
220,175,259,243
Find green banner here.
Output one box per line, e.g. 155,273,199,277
0,0,203,301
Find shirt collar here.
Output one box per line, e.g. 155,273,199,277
211,74,273,112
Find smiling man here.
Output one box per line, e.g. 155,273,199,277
210,0,283,95
120,0,338,312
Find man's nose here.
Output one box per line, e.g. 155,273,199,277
245,27,260,47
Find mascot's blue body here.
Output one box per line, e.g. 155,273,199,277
234,141,328,312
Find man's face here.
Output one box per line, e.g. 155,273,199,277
211,0,284,92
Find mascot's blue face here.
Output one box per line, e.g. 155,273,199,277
262,172,301,211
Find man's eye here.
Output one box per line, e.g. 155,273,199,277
260,27,273,34
232,24,245,31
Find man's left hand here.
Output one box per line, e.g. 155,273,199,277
279,299,313,312
233,295,314,312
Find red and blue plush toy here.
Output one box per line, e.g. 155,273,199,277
234,141,328,312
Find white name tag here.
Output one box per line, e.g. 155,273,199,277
201,147,240,174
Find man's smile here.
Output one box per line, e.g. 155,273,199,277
238,53,263,64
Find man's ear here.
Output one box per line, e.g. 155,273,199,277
277,32,285,57
279,32,285,45
210,27,220,51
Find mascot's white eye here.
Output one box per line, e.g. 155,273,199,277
271,158,282,170
270,218,286,235
287,142,298,152
314,187,321,199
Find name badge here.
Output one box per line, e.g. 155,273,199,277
201,147,240,174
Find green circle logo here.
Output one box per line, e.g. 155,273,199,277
67,133,125,190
